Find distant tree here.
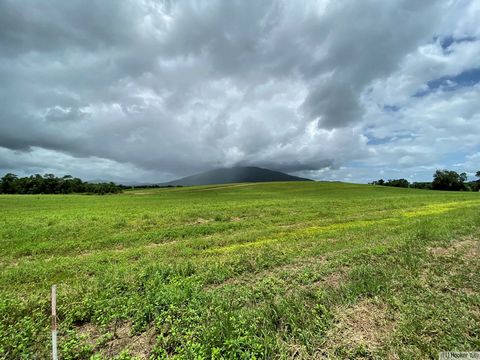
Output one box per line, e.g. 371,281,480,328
371,179,385,185
0,173,19,194
472,171,480,191
411,182,432,190
432,169,467,191
384,178,409,188
0,173,121,195
42,173,60,193
370,178,409,188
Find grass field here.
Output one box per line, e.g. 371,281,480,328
1,182,479,359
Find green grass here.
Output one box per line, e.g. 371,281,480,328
0,182,479,359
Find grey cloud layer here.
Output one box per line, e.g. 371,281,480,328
0,0,478,182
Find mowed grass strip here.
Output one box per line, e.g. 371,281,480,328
0,182,479,359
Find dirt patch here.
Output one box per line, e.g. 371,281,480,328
104,323,155,359
282,342,311,359
322,299,395,356
321,270,347,289
278,223,302,229
429,247,451,256
77,322,156,358
422,236,479,296
193,217,211,224
77,323,102,349
429,237,479,259
455,238,480,260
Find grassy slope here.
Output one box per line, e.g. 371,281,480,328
0,182,479,359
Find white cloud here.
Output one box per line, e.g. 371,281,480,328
0,0,479,183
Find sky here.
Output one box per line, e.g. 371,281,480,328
1,0,479,184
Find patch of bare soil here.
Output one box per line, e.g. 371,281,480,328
192,216,242,224
77,322,156,359
282,342,311,359
322,299,396,357
455,238,480,260
429,236,479,259
422,236,479,296
321,270,347,289
193,217,211,224
76,323,101,349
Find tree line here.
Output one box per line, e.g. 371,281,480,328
371,169,480,191
0,173,122,194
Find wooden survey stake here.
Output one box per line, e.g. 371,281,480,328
51,285,58,360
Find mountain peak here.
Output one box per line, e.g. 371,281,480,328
162,166,313,186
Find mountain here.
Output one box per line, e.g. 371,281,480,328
86,179,117,184
162,166,313,186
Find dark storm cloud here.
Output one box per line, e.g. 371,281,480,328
0,0,479,182
0,0,137,56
